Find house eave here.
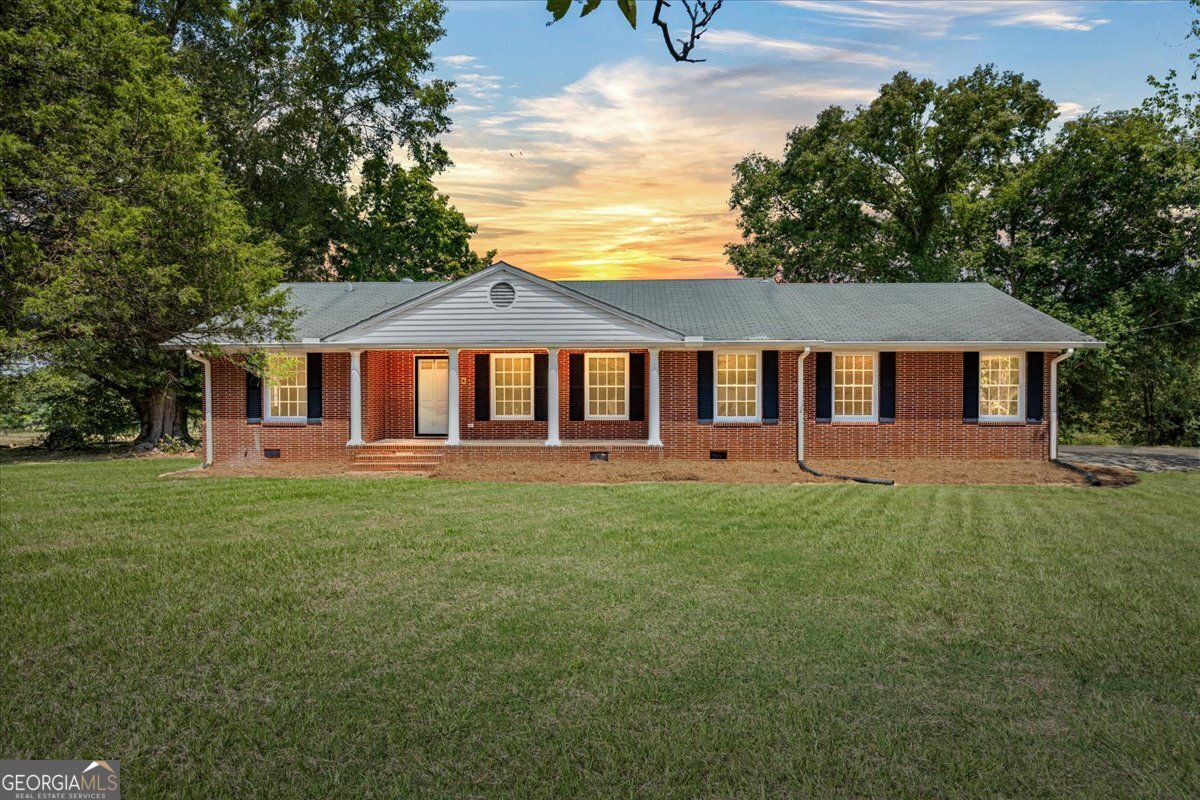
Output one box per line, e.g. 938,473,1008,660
168,338,1102,353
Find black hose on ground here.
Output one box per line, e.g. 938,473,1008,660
1052,458,1103,487
798,461,894,486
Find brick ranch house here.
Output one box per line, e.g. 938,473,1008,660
169,262,1101,473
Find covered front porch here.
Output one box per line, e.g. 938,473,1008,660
346,347,665,449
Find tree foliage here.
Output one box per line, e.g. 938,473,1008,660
339,158,496,281
1,0,292,444
727,65,1200,446
136,0,489,281
728,66,1056,283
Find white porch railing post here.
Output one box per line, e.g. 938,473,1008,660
648,348,663,447
447,348,461,445
348,350,364,446
546,348,561,445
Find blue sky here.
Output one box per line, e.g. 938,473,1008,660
427,0,1196,279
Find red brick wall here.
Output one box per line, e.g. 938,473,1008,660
660,350,798,460
803,350,1052,460
206,348,1056,466
363,350,446,440
209,354,351,466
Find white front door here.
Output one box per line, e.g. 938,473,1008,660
416,357,450,436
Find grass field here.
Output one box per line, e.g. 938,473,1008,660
2,458,1198,798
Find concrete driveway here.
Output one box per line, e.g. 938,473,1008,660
1059,445,1199,473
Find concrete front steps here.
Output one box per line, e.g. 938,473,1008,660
350,440,446,475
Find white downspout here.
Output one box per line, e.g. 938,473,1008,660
186,350,214,467
1049,348,1075,461
797,347,812,462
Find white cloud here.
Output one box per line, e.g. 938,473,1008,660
993,9,1108,32
704,29,907,68
1055,101,1088,120
441,54,478,67
778,1,1110,38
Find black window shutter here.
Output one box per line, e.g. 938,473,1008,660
696,351,714,423
568,353,585,420
629,353,646,421
815,352,832,422
1026,352,1044,422
963,352,980,423
761,350,779,424
246,368,262,423
879,352,896,423
474,353,490,421
306,353,322,422
534,353,549,421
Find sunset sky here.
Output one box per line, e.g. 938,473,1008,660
430,0,1194,280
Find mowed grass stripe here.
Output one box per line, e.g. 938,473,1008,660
1,458,1198,798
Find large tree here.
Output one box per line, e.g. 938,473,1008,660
338,157,496,281
727,67,1056,283
135,0,489,280
1,0,291,444
956,111,1199,445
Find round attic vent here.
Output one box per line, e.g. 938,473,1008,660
489,281,516,308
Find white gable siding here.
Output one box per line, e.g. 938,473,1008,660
332,272,677,345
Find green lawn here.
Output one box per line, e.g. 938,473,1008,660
2,458,1198,798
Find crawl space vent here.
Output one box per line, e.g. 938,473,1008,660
489,281,516,308
264,449,281,459
709,450,728,460
589,451,609,462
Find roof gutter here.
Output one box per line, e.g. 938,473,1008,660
186,350,213,467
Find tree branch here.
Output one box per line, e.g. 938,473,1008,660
651,0,723,63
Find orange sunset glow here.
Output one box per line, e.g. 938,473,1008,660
430,1,1165,280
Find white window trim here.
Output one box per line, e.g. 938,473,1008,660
263,353,308,422
584,352,630,421
831,352,879,422
490,352,535,421
714,350,762,423
978,352,1025,422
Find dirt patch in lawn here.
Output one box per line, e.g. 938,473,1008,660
431,460,838,485
431,459,1135,487
164,458,1137,487
806,459,1136,486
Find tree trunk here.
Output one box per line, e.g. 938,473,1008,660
134,389,190,447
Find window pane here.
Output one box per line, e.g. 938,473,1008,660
980,355,1021,417
266,354,308,419
833,354,874,418
493,354,533,417
587,354,628,418
715,353,758,419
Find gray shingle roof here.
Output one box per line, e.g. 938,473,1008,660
169,274,1099,347
564,280,1098,344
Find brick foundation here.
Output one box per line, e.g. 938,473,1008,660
205,348,1055,467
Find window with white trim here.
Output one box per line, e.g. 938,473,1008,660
265,353,307,421
980,354,1022,420
715,352,759,421
491,353,534,420
585,353,629,420
833,353,876,420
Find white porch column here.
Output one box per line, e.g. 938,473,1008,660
348,350,364,446
447,348,461,445
648,348,663,447
546,348,561,445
